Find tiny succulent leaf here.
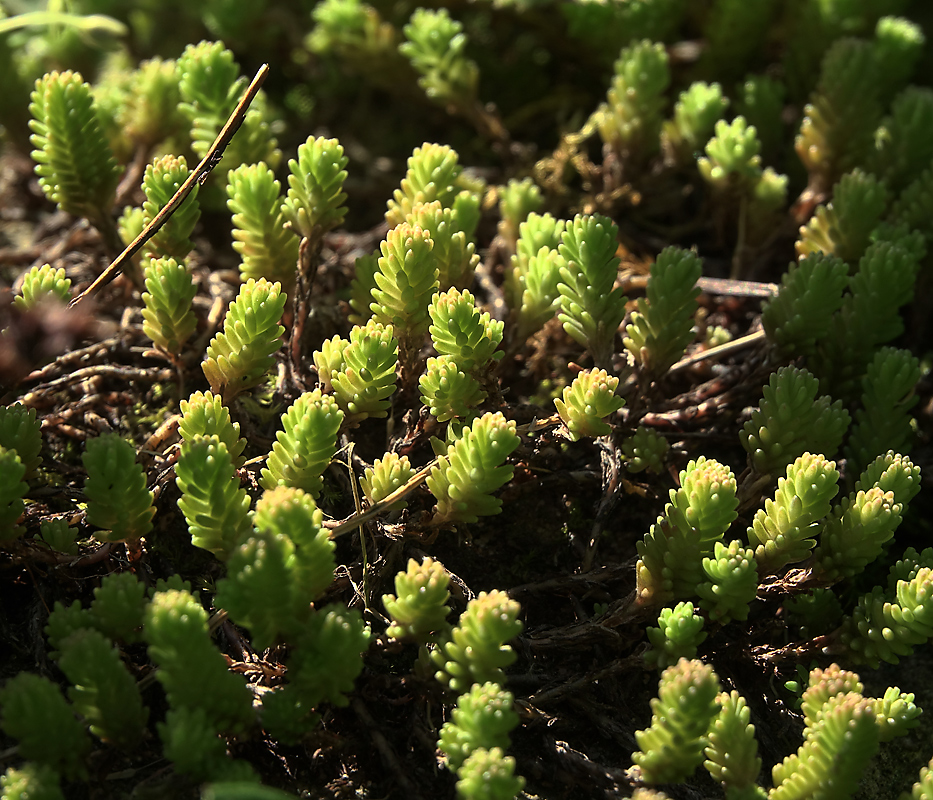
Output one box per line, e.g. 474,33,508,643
697,540,759,624
770,693,879,800
420,355,486,423
506,212,566,313
836,567,933,668
217,487,333,651
796,169,888,264
408,200,478,291
158,706,232,782
330,321,399,423
361,452,415,510
662,81,729,165
644,601,707,670
596,39,669,162
810,234,923,400
140,154,200,260
429,288,504,373
845,347,920,475
904,756,933,800
514,245,563,341
622,426,670,474
308,0,401,68
145,588,254,732
497,177,543,248
872,86,933,195
313,334,349,394
556,214,627,367
83,573,146,647
704,690,762,793
799,663,862,736
812,486,905,581
870,15,926,107
286,604,371,708
349,252,379,325
120,56,184,150
747,453,839,573
227,162,300,289
698,116,763,195
872,684,921,742
253,486,335,596
0,764,64,800
40,518,79,555
370,222,439,352
57,628,147,748
736,74,785,163
795,37,883,192
45,600,95,659
854,451,921,508
386,142,467,227
0,403,42,479
761,252,849,358
0,673,91,779
178,40,279,181
455,747,525,800
636,457,738,606
400,8,478,109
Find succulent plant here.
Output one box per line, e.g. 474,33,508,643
556,214,628,368
427,412,520,525
553,368,625,441
260,390,344,497
431,589,523,694
82,434,155,544
202,278,287,402
28,70,122,248
14,264,71,310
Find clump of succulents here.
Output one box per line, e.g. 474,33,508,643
4,4,933,799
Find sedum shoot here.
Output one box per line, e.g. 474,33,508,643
175,434,252,560
14,264,71,310
202,278,287,402
556,214,628,368
260,390,344,497
82,434,155,544
427,412,520,525
431,589,523,694
553,368,625,441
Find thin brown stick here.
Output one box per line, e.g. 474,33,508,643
668,329,766,374
69,63,271,308
324,458,439,538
